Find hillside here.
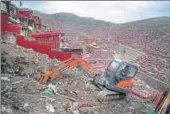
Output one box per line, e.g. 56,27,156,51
21,8,170,30
50,13,115,28
33,10,170,33
32,10,170,54
118,16,170,30
19,9,170,85
49,14,170,30
32,10,170,29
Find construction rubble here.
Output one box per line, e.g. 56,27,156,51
1,35,158,114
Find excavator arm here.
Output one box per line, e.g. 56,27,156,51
41,57,96,84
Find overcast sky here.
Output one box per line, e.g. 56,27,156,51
12,1,170,23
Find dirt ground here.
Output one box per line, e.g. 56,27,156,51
1,40,155,114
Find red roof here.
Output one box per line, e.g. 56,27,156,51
19,11,33,18
31,31,62,38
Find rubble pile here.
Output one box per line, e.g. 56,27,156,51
1,43,59,80
1,36,156,114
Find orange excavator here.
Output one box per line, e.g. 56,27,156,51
88,58,138,101
41,56,97,83
41,57,139,101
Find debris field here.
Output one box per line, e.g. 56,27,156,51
1,36,157,114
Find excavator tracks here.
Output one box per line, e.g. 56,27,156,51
97,89,126,102
86,82,127,103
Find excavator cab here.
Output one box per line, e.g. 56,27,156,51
104,59,138,88
93,59,138,99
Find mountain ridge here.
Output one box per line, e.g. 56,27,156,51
20,8,170,29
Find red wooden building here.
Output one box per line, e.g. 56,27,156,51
31,31,64,50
